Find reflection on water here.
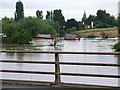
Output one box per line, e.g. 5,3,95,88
1,38,120,87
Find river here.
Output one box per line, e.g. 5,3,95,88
1,38,120,87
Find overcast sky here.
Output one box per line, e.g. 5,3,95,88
0,0,119,21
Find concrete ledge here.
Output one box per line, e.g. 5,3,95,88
1,79,120,89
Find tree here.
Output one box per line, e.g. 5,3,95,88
15,0,24,21
46,11,50,20
96,10,106,23
78,21,84,30
46,11,53,20
2,17,32,44
17,17,40,38
94,9,117,28
84,15,95,25
66,27,77,34
66,18,78,29
2,16,60,44
53,9,65,28
36,10,43,19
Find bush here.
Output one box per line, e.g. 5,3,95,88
66,27,77,34
95,23,109,28
113,42,120,51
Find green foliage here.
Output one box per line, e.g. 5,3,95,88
78,21,84,30
2,16,60,44
10,29,32,44
82,10,117,29
96,10,106,22
53,9,65,28
66,18,78,30
46,11,53,20
113,42,120,51
95,10,117,28
36,10,43,19
2,21,32,44
66,27,77,34
84,15,95,25
15,0,24,21
17,17,40,37
95,23,109,28
75,28,116,33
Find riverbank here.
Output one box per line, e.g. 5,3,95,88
74,28,118,38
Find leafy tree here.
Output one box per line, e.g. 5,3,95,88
66,18,78,29
81,10,117,29
53,9,65,28
46,11,53,20
2,17,15,34
36,10,43,19
2,16,60,44
15,0,24,21
66,27,77,34
84,15,95,25
11,29,32,44
17,17,41,38
96,10,106,23
38,20,57,35
78,21,84,30
94,9,117,28
2,18,32,44
46,11,50,20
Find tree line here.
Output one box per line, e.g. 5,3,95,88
2,0,118,44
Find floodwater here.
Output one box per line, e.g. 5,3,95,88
1,38,120,87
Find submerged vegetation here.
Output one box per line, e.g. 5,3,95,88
113,42,120,51
2,17,60,44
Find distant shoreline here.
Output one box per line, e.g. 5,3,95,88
76,28,118,38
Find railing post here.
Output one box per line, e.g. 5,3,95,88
52,52,61,87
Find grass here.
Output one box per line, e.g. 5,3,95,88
73,28,118,34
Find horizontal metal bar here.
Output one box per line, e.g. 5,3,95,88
0,50,120,55
1,60,120,67
1,60,55,64
1,70,120,78
60,62,120,67
1,70,54,75
61,73,120,78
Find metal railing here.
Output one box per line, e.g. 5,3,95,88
0,50,120,88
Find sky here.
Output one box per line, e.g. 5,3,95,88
0,0,119,21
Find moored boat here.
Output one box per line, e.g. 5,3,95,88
64,34,80,40
35,34,54,39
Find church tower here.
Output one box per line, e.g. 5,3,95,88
82,11,87,23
